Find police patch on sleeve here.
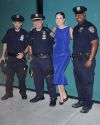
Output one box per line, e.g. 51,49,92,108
50,32,55,38
88,26,95,33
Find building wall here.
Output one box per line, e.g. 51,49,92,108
0,0,100,101
43,0,100,101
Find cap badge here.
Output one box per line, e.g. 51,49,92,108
35,14,38,17
16,15,19,18
77,7,81,11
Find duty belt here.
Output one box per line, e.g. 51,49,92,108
7,52,26,60
32,53,51,59
7,52,17,57
71,52,90,60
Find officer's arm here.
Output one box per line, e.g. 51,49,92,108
23,46,29,56
70,27,73,40
88,25,99,61
45,27,55,43
52,27,56,33
17,46,29,59
89,39,99,61
85,39,99,68
27,45,32,61
0,43,7,63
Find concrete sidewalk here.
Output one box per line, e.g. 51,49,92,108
0,86,100,125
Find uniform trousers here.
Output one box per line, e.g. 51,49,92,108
30,55,56,99
73,57,96,107
6,56,27,96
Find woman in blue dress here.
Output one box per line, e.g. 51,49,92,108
53,12,73,105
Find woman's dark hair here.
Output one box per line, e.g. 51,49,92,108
55,12,65,19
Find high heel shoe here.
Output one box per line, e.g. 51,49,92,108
59,101,64,105
63,90,68,102
63,96,68,102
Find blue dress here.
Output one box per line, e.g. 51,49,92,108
53,26,70,85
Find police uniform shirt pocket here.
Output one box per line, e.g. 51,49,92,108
50,32,55,38
28,32,35,46
30,37,35,41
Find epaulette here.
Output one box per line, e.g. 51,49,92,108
44,27,51,33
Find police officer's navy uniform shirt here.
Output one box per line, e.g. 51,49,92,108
73,20,99,54
2,28,28,54
28,27,54,54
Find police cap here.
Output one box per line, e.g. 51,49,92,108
72,6,87,14
31,13,45,21
11,14,24,22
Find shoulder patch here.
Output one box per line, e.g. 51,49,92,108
88,26,95,33
50,32,55,38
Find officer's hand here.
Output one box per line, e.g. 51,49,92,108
0,56,5,63
85,60,92,68
29,55,32,62
16,52,24,59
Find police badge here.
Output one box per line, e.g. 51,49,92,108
42,31,46,39
20,35,24,41
78,27,84,32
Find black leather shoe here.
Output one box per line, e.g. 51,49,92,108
80,106,92,113
49,98,56,107
30,96,45,103
22,95,27,100
72,101,84,108
1,94,13,100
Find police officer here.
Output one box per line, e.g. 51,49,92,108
72,6,99,113
0,14,28,100
28,13,57,106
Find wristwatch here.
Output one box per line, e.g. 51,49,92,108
89,58,93,61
